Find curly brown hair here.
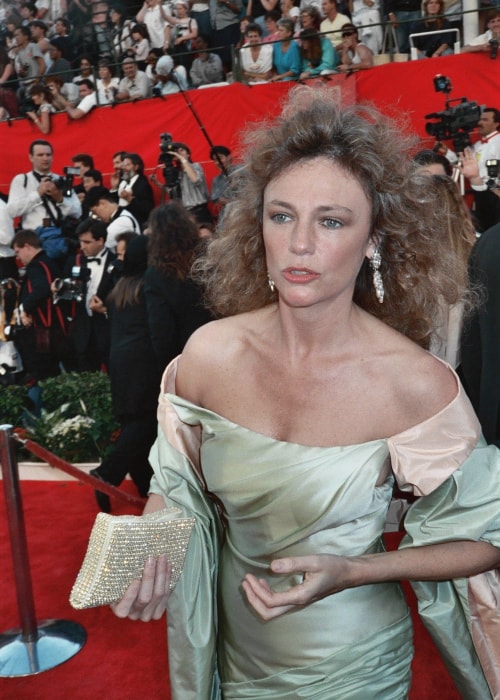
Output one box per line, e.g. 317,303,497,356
195,86,475,347
147,202,201,280
426,174,476,274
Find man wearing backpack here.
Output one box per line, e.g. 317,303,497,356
6,139,82,254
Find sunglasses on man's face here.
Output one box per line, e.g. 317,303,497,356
342,31,356,36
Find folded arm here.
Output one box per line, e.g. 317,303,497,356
243,540,500,620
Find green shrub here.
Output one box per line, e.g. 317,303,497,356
0,383,30,427
35,372,119,461
0,372,119,463
25,404,100,463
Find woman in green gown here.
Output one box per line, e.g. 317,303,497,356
112,87,500,699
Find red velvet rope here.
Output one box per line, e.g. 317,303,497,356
14,431,146,509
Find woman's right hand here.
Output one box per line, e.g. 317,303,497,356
456,147,480,181
110,554,172,621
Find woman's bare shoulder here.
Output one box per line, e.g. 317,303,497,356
175,309,270,404
376,326,459,428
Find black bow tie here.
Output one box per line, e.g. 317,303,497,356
87,257,101,265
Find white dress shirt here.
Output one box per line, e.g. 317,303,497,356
7,171,82,230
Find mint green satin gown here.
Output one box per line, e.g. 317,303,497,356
149,358,500,700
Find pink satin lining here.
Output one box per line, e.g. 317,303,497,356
468,571,500,699
388,364,481,497
157,357,204,484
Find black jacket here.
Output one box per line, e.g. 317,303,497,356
62,249,117,357
461,223,500,445
108,284,161,417
20,251,63,329
121,174,154,226
143,266,213,374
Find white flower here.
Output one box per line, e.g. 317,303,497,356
48,415,95,439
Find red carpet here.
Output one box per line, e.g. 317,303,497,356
0,480,460,699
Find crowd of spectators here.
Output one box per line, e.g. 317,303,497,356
0,0,498,123
0,136,236,394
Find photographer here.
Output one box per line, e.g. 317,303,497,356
462,9,500,57
11,230,69,384
154,140,212,223
6,139,82,234
56,218,116,372
452,108,500,231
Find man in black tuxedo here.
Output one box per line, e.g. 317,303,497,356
461,222,500,447
117,152,154,227
11,229,68,382
59,218,117,372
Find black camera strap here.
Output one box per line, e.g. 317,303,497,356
31,171,63,227
26,260,66,333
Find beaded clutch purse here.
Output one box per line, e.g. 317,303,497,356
70,507,195,610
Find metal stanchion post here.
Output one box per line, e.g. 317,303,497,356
0,424,86,677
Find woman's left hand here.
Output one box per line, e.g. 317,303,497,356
242,554,354,620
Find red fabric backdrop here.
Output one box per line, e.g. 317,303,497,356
0,54,497,197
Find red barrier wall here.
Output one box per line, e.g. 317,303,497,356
0,53,497,195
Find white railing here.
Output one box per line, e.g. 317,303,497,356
409,28,461,60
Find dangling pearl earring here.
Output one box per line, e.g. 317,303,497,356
267,274,275,293
369,249,384,304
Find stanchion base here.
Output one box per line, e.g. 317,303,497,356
0,619,86,677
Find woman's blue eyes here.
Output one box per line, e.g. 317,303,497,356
321,218,342,229
270,213,342,229
270,213,291,224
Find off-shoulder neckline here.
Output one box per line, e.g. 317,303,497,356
165,391,387,450
162,355,462,450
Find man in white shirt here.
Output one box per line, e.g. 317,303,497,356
115,57,152,101
51,79,98,118
152,53,188,94
462,10,500,55
84,187,140,250
452,107,500,231
320,0,350,49
7,139,82,231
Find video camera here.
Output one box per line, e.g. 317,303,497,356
53,265,90,304
158,132,181,194
424,75,482,152
53,166,80,198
